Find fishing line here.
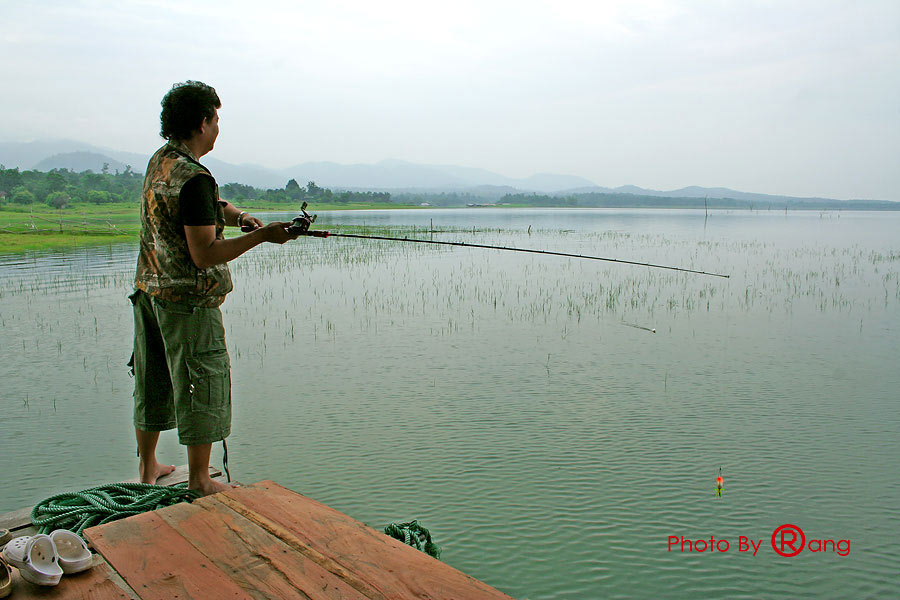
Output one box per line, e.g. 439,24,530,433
287,204,730,278
325,233,729,278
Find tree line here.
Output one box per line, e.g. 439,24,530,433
0,164,143,208
7,166,891,211
219,178,392,204
0,166,392,208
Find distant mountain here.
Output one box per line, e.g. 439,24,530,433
1,140,149,176
204,157,283,189
275,159,466,189
34,152,129,174
561,184,844,205
1,140,99,170
272,159,597,192
664,185,832,204
0,140,597,192
1,138,893,204
521,172,599,191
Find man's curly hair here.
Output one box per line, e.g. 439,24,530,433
159,81,221,141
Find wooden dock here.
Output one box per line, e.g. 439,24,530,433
1,472,512,599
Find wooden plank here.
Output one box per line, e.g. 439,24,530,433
214,482,513,600
0,466,222,533
205,495,387,600
0,508,34,533
98,555,146,600
155,499,367,600
84,512,252,600
4,526,38,539
7,554,140,599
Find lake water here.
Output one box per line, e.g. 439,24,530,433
1,208,898,598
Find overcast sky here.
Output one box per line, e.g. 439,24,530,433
2,0,898,199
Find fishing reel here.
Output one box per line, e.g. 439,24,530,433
288,202,328,237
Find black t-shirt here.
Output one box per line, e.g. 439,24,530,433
180,175,217,226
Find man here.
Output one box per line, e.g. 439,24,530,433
130,81,298,495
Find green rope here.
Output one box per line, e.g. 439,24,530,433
31,483,199,537
384,520,441,559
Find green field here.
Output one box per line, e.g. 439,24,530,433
0,201,423,254
0,204,138,253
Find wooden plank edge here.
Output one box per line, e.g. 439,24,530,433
216,481,514,600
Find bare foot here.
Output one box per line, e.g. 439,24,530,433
140,461,176,485
188,479,239,497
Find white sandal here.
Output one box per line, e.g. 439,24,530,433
50,530,92,574
0,554,12,598
1,535,62,586
1,537,27,570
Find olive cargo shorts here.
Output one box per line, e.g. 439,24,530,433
129,289,231,445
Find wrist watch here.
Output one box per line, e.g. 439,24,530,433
237,211,247,227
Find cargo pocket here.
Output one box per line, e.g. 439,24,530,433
186,349,231,415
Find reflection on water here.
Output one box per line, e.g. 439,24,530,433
0,244,136,295
1,209,899,599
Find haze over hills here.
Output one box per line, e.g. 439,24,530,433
0,139,894,205
1,140,599,194
34,152,131,174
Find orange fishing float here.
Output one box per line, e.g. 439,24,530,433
715,467,724,497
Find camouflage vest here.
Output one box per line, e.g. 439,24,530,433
134,141,233,307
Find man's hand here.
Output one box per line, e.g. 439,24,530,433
240,215,264,232
260,221,301,245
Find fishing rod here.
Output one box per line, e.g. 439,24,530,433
286,203,730,279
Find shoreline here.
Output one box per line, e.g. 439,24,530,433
0,201,425,254
3,201,898,255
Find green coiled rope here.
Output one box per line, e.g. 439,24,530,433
30,483,199,536
384,520,441,559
